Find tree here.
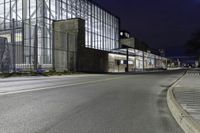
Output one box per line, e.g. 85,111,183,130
186,30,200,54
185,30,200,66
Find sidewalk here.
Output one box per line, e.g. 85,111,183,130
173,71,200,123
169,70,200,133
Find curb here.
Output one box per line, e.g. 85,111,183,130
167,72,200,133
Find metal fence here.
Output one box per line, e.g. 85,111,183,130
0,19,77,73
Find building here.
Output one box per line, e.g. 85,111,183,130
0,0,167,73
116,35,167,72
0,0,119,72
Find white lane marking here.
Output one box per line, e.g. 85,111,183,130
0,76,125,96
0,74,105,82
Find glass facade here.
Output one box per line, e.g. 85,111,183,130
0,0,119,68
111,48,166,71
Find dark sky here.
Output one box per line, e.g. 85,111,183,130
96,0,200,56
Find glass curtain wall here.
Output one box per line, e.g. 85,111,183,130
0,0,119,70
45,0,119,51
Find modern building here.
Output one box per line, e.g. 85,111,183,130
0,0,167,73
116,34,167,72
0,0,119,71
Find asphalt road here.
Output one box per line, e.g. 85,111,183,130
0,71,184,133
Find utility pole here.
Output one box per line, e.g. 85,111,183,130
126,48,129,72
142,51,145,71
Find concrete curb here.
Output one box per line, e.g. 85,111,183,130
167,73,200,133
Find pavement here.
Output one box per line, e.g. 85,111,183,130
173,70,200,127
0,71,185,133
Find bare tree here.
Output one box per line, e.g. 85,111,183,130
186,30,200,66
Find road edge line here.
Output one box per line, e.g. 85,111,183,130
167,72,200,133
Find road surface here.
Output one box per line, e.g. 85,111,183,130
0,71,184,133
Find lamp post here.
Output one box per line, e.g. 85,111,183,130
126,48,129,72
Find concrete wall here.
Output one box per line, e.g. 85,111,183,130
78,49,138,73
53,18,85,72
77,48,109,72
53,18,110,73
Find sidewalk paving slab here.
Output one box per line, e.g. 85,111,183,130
173,71,200,126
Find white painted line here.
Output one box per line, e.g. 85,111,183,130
0,76,125,96
0,74,105,82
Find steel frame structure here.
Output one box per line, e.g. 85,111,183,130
0,0,119,70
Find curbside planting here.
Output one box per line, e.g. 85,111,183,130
167,72,200,133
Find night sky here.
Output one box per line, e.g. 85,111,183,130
96,0,200,57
